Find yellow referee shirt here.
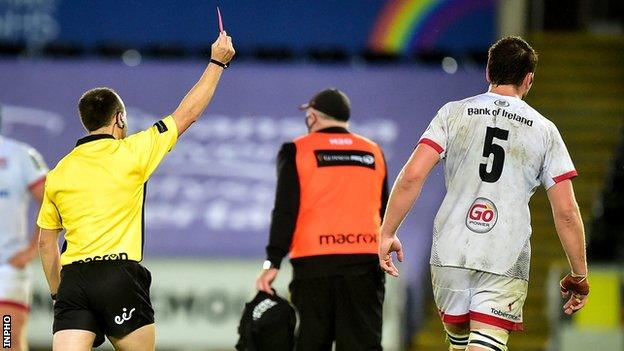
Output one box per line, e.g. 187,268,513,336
37,116,178,266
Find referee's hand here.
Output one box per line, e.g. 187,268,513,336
379,235,404,277
211,31,235,64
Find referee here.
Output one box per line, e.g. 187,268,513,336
37,32,234,351
256,88,389,350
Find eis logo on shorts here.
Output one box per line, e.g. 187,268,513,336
466,198,498,233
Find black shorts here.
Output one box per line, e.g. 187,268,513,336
53,260,154,345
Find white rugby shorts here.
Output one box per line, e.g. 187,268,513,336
431,265,527,331
0,263,31,310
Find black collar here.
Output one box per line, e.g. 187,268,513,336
316,127,349,134
76,134,115,146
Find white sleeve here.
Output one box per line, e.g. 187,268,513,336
540,124,576,189
21,146,48,189
418,103,449,158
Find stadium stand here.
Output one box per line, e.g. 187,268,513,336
589,113,624,262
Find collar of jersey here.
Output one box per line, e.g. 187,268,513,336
485,91,522,101
316,127,349,134
76,134,115,147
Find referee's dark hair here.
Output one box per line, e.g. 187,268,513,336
487,36,538,87
78,87,124,131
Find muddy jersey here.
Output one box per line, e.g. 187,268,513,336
419,92,576,280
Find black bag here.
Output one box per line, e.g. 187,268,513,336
236,290,297,351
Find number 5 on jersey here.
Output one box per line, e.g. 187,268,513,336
479,127,509,183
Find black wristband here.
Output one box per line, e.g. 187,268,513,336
51,293,57,301
210,59,228,69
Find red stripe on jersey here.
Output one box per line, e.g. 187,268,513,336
470,311,523,331
552,170,578,184
419,138,444,154
28,175,46,190
0,300,30,312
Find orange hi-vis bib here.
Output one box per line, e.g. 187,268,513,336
289,131,386,259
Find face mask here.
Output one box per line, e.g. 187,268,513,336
305,114,315,133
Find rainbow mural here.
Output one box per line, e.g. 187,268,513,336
368,0,496,54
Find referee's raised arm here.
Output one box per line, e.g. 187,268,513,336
172,31,235,136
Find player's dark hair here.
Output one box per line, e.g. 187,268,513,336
487,36,538,87
78,87,124,131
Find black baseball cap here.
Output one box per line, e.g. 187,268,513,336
299,88,351,121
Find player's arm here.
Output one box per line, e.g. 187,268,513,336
379,144,440,277
8,180,45,269
171,32,235,136
39,228,62,297
9,147,48,268
548,180,586,275
541,123,588,314
546,179,589,314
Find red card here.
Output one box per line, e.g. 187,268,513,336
217,6,224,32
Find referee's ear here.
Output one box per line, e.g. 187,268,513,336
115,112,124,129
114,111,128,138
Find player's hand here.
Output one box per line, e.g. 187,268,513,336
8,246,37,269
256,268,279,295
379,235,404,277
211,31,235,64
560,274,589,315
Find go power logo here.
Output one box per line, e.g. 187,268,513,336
466,198,498,233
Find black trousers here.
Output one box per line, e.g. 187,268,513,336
290,268,385,351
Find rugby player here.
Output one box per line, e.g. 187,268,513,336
37,32,234,351
379,37,589,351
0,109,48,351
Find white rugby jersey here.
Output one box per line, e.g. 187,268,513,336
0,136,48,263
420,92,576,280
